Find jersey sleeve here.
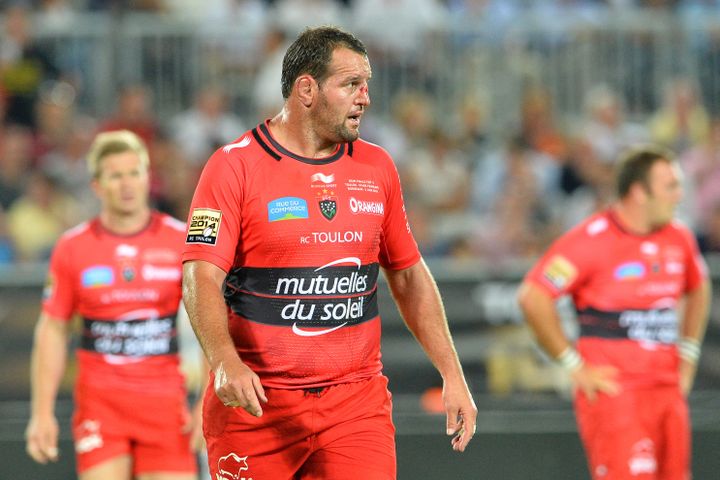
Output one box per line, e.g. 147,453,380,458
680,226,708,292
182,149,244,272
378,155,421,270
41,238,76,321
524,226,595,299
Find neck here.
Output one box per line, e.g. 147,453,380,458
99,207,152,235
267,110,337,159
612,202,652,235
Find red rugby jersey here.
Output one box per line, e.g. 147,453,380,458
525,209,707,387
42,211,187,394
183,122,421,389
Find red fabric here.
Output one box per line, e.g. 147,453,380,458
42,211,187,394
72,383,196,475
204,375,396,480
575,386,689,480
183,123,420,388
524,209,707,386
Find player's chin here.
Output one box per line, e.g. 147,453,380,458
338,127,360,143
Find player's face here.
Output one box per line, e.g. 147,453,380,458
92,150,150,216
314,47,371,143
644,160,683,228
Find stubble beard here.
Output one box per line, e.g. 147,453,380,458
335,122,359,143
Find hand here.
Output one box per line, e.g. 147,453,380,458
213,357,268,417
678,359,697,397
25,414,60,464
443,380,478,452
571,363,621,402
183,397,206,451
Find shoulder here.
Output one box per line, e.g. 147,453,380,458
351,138,395,165
663,219,700,246
58,220,92,244
563,211,613,243
155,211,186,232
50,220,93,259
206,129,260,169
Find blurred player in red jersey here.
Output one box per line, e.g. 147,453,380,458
25,130,202,480
182,26,477,480
518,145,711,480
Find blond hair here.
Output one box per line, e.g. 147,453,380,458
87,130,149,178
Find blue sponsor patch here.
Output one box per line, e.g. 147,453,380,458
268,197,309,222
614,261,646,280
81,266,115,287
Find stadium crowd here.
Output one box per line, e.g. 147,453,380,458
2,0,720,265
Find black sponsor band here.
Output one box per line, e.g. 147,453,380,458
224,263,380,327
81,314,178,356
227,288,378,327
225,263,380,297
578,307,678,344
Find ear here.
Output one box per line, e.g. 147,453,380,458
629,182,649,204
295,75,316,108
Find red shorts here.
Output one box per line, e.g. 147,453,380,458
72,383,197,475
204,375,396,480
575,385,690,480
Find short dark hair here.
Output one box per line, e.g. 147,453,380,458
615,145,676,198
281,26,367,100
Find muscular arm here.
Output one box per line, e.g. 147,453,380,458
182,260,266,416
517,281,619,400
26,313,69,463
383,259,477,452
516,282,572,358
678,279,711,395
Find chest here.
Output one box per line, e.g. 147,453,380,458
73,236,182,312
240,162,388,262
586,237,687,302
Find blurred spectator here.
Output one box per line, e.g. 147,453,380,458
149,132,197,220
0,3,61,129
251,26,290,120
517,84,569,163
404,129,473,254
6,170,79,262
352,0,448,96
33,80,81,161
352,0,447,57
169,0,267,21
272,0,345,35
97,83,162,195
98,83,158,147
649,77,710,152
472,135,561,216
697,202,720,254
0,124,34,209
578,83,649,164
86,0,167,12
40,117,97,217
470,136,561,260
383,90,436,167
450,93,491,169
36,0,78,30
680,117,720,229
694,26,720,117
0,205,15,263
404,128,471,215
171,84,245,166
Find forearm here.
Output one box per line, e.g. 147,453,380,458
517,281,571,359
678,280,711,367
680,280,711,341
182,261,237,370
385,260,464,381
30,315,68,417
